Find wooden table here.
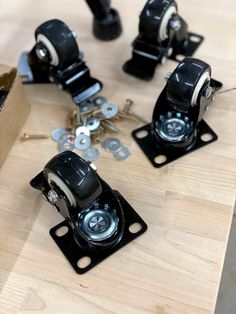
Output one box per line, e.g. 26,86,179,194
0,0,236,313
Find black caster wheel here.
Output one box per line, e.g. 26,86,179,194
123,0,204,80
139,0,177,42
132,57,223,167
35,19,79,68
18,19,103,105
166,57,211,108
30,151,147,274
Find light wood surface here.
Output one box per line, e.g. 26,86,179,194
0,0,236,313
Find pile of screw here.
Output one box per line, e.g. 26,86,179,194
51,96,147,162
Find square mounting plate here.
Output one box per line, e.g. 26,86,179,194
170,32,204,62
50,191,147,274
132,120,218,168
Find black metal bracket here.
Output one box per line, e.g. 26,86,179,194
123,0,204,80
132,120,217,168
18,51,102,105
169,32,204,62
18,52,39,83
50,191,147,274
123,31,204,81
0,90,8,108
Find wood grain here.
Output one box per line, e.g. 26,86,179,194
0,0,236,313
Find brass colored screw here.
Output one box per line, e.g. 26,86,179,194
21,133,49,141
120,99,147,124
76,107,82,126
123,99,134,113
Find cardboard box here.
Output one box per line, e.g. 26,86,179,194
0,64,30,167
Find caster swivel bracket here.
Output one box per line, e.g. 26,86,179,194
123,0,204,80
50,191,147,274
30,151,147,274
18,19,103,105
132,58,223,168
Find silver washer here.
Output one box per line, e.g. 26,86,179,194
75,126,90,137
58,141,74,152
74,134,91,151
51,128,68,142
101,103,118,119
86,117,100,131
102,138,122,153
77,209,118,241
113,147,131,161
58,133,68,143
82,147,100,161
80,101,95,113
92,96,107,108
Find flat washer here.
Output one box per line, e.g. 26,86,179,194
75,126,90,137
113,147,131,161
58,141,74,152
102,138,122,153
101,103,118,119
51,128,68,142
74,134,91,151
86,117,100,131
82,147,100,161
80,101,95,113
92,96,107,108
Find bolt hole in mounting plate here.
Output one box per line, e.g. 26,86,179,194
170,32,204,62
132,120,217,168
49,191,147,274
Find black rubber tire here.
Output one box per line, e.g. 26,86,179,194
167,57,211,108
35,19,79,68
44,151,102,209
139,0,177,42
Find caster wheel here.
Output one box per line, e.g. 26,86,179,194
35,19,79,68
132,57,222,168
30,151,147,273
167,58,211,107
139,0,177,42
44,151,102,209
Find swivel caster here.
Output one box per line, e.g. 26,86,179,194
132,58,223,167
30,151,147,274
18,19,103,105
123,0,204,80
84,0,122,40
